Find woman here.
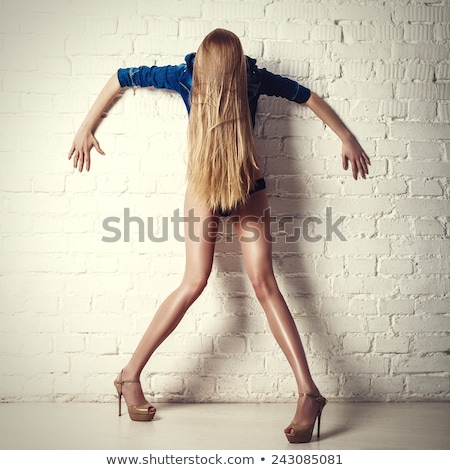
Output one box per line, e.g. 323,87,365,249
68,29,370,443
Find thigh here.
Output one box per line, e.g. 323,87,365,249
233,189,274,279
183,186,219,279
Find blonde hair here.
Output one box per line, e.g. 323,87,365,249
187,29,259,214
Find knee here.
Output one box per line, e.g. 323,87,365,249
249,273,277,304
182,275,209,301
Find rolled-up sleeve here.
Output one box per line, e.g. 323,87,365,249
117,64,184,92
259,69,311,104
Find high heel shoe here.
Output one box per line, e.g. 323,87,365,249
284,393,327,443
113,371,156,422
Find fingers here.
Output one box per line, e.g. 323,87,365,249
93,138,105,156
71,147,89,172
68,145,75,161
344,152,370,180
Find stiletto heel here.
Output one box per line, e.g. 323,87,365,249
114,371,156,422
284,393,327,444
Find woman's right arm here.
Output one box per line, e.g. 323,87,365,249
68,73,122,172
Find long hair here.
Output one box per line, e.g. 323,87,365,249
187,29,259,214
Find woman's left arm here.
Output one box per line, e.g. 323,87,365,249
305,92,371,180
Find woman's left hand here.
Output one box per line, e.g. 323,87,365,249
341,135,371,180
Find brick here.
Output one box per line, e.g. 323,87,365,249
374,24,403,42
316,256,344,274
380,100,408,119
435,24,450,41
310,24,341,42
404,24,433,42
367,317,390,333
376,179,408,195
202,2,264,19
350,101,380,119
394,315,450,334
405,63,434,82
399,277,449,296
22,374,54,397
378,139,407,157
152,375,183,395
327,239,391,256
394,160,450,178
326,316,367,334
342,376,370,397
333,276,395,295
277,23,310,41
332,80,393,101
414,336,450,354
372,376,404,395
436,61,450,80
392,43,449,61
347,259,377,276
330,355,389,374
396,82,437,101
265,2,327,20
217,336,246,354
249,375,278,395
375,336,409,354
117,16,149,35
185,376,216,398
343,335,371,354
407,376,450,395
217,376,252,398
320,297,349,314
66,35,133,56
342,61,373,80
409,141,442,160
342,24,375,43
375,63,406,81
393,4,450,23
395,199,450,217
204,357,265,376
414,219,446,236
416,298,450,315
333,4,391,21
409,101,437,121
438,102,450,122
393,355,450,374
265,41,326,60
379,259,414,275
332,43,391,60
409,178,443,196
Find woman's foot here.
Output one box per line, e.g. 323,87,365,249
284,391,327,443
115,368,149,407
114,369,157,420
284,391,320,431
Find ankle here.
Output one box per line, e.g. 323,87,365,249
121,366,141,382
297,386,320,397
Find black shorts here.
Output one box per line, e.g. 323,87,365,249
216,177,266,217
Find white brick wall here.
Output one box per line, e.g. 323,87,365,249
0,0,449,403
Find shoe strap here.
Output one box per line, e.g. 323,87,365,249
116,371,141,385
298,393,326,404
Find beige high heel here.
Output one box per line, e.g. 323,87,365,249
113,371,156,422
284,393,327,443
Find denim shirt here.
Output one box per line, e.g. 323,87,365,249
117,53,311,126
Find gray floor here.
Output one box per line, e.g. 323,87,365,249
0,402,449,450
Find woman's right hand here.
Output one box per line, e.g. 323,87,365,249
68,126,105,172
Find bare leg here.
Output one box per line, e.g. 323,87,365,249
234,190,321,427
118,188,218,406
